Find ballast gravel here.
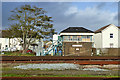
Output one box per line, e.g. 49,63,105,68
83,68,109,71
14,63,80,70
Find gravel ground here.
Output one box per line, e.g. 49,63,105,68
13,63,80,70
2,63,120,77
13,63,112,71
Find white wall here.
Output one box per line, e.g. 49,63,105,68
94,33,102,48
0,38,9,49
53,34,60,45
10,38,21,50
0,38,22,50
118,29,120,48
0,38,42,52
102,24,118,48
53,34,59,41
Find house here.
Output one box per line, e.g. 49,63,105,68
0,30,21,51
59,27,94,56
94,24,120,56
0,38,22,51
0,37,41,52
0,30,42,52
94,24,120,48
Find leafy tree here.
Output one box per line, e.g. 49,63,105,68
8,5,55,54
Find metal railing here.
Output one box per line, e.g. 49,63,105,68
44,40,62,56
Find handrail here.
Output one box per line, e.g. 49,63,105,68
44,40,62,55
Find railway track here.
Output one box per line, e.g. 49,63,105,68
1,56,120,61
1,77,120,80
1,56,120,79
2,61,120,65
1,56,120,65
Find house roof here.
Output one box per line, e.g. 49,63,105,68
1,30,43,38
117,26,120,29
95,24,120,33
1,30,13,38
94,24,111,33
60,27,94,33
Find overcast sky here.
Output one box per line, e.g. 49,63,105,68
2,2,118,33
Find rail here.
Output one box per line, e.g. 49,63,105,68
1,56,120,61
1,77,120,80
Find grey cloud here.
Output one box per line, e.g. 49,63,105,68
2,2,118,33
50,4,117,32
96,2,106,9
33,2,117,32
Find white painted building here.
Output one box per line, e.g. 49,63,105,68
119,27,120,48
53,34,60,45
0,38,22,51
0,37,42,52
94,24,120,48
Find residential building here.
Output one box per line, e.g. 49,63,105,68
0,38,22,51
0,30,41,52
94,24,120,48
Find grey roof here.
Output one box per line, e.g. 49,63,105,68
60,27,94,33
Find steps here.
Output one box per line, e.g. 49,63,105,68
44,40,62,56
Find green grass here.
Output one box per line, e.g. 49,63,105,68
2,74,31,77
0,52,35,56
2,73,120,77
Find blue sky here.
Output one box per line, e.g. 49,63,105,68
2,2,118,33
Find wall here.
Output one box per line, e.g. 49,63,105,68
53,34,60,45
92,48,120,56
102,24,118,48
0,38,40,51
53,34,59,41
0,38,9,50
0,38,22,50
9,38,21,50
93,33,102,48
63,42,92,56
118,29,120,48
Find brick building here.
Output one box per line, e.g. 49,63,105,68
60,27,94,56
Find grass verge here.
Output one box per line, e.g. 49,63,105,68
2,73,120,77
0,52,35,56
